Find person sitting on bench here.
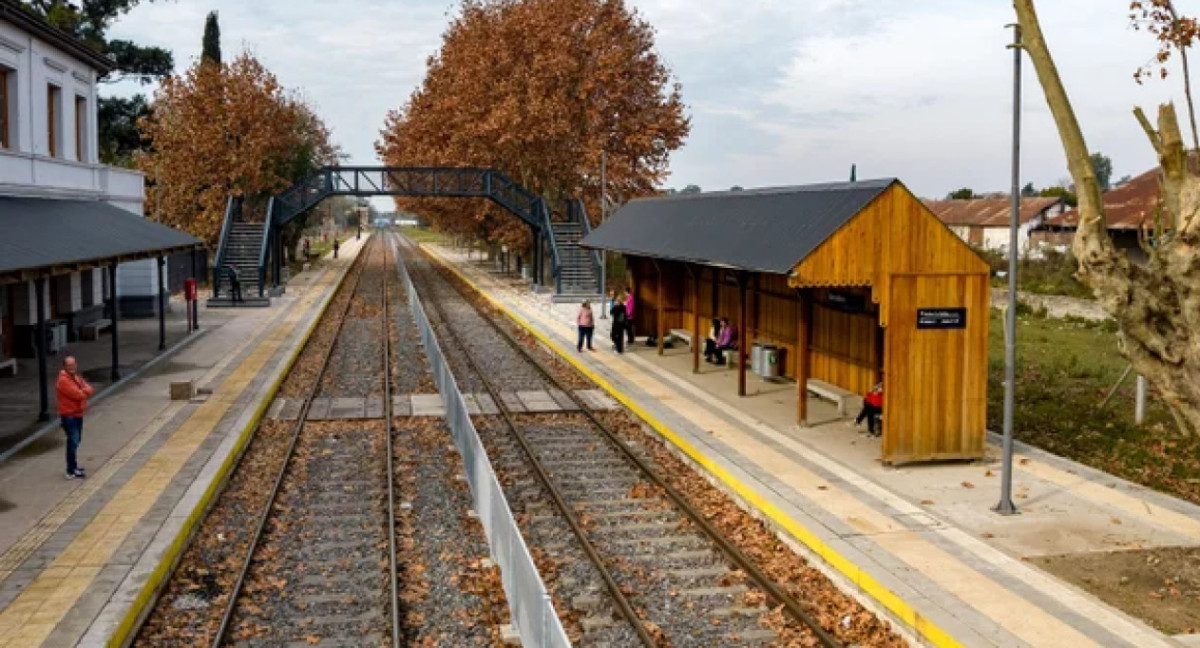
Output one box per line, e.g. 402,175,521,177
702,318,722,361
706,318,737,365
855,382,884,436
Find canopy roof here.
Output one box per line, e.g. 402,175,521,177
581,178,895,274
0,197,203,283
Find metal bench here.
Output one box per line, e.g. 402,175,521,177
807,378,855,416
80,318,113,342
0,357,16,376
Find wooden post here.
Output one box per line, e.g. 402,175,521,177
738,272,747,397
797,289,811,425
691,265,701,373
656,261,665,355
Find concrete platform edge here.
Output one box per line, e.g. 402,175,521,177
99,264,349,648
419,243,964,648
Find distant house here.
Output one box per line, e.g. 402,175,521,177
922,196,1067,258
1033,168,1159,263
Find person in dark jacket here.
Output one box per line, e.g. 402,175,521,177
226,265,243,303
609,297,627,353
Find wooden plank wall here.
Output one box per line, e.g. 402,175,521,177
629,258,881,390
883,273,989,463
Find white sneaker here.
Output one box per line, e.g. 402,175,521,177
65,472,78,480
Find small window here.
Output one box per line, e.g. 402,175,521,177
74,95,87,162
47,84,61,158
0,69,10,149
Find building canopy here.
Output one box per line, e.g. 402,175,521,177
0,197,203,283
580,178,895,274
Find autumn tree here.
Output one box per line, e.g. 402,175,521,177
376,0,689,251
1014,0,1200,436
138,53,337,248
20,1,174,165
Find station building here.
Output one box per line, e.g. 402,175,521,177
0,3,203,366
582,178,991,464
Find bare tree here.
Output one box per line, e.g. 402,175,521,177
1015,0,1200,436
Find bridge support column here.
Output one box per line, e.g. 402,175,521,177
531,226,543,289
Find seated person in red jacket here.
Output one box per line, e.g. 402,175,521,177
855,382,884,436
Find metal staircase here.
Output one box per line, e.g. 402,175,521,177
208,197,271,307
549,199,603,301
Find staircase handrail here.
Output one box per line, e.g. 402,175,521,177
211,196,239,298
537,198,563,293
257,198,274,298
571,198,602,287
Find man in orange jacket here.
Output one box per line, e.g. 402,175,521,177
56,356,94,479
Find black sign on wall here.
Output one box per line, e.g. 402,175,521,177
916,308,967,329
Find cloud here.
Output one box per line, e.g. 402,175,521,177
104,0,1190,199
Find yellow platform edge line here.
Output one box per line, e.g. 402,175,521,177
422,243,964,648
104,265,347,648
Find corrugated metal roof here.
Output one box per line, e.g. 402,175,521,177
1045,168,1160,231
580,178,895,274
0,197,203,278
922,196,1062,227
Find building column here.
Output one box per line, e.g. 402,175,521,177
108,263,120,382
157,256,166,351
738,272,747,397
797,289,811,426
691,265,700,374
190,248,200,331
36,277,49,422
656,261,665,356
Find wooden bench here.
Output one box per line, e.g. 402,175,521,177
807,378,856,416
668,328,693,346
80,318,113,342
0,357,16,376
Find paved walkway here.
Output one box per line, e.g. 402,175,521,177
426,243,1200,648
0,237,367,647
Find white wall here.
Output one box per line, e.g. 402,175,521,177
0,17,144,204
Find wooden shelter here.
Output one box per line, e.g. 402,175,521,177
582,179,991,464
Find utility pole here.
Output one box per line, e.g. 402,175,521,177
600,150,608,319
995,22,1021,516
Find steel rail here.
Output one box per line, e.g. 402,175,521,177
410,239,843,648
381,237,402,648
396,236,657,647
210,237,402,648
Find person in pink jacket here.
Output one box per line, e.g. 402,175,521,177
576,301,596,351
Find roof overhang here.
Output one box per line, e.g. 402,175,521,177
0,196,204,284
0,1,115,74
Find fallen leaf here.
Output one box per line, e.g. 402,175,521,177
962,481,975,489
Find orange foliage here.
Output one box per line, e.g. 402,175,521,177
376,0,689,250
138,54,336,248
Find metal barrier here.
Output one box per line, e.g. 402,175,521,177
391,238,572,648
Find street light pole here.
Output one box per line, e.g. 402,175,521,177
600,150,608,319
995,22,1022,516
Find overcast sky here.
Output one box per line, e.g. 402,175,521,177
107,0,1185,200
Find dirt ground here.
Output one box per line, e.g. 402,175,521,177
1029,546,1200,635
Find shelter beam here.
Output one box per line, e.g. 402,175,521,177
35,277,48,422
797,289,811,425
738,271,747,397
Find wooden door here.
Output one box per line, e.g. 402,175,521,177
883,274,988,464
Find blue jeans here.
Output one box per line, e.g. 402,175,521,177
577,326,594,350
62,417,83,474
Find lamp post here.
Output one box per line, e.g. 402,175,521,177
995,22,1022,516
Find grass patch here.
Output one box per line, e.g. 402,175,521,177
401,227,446,245
988,309,1200,505
978,247,1095,299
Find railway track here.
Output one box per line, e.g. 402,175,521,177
211,236,402,648
394,234,841,647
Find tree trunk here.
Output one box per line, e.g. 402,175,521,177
1016,0,1200,437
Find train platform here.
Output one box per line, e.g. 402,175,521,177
424,242,1200,648
0,237,368,648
